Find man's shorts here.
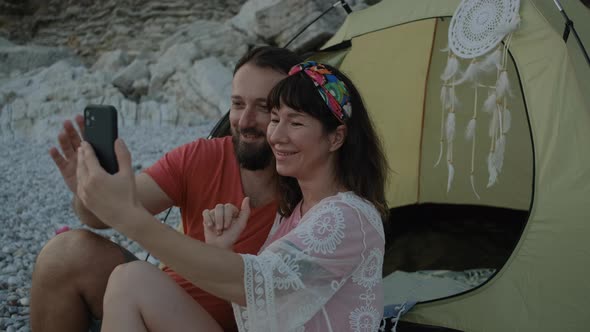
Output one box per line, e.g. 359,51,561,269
88,245,139,332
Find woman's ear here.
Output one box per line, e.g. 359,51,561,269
329,125,347,152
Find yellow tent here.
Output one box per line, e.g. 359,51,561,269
312,0,590,331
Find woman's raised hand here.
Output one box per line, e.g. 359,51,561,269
76,139,142,229
202,197,250,250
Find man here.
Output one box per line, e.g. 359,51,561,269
30,46,303,332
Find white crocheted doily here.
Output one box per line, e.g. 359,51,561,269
449,0,520,59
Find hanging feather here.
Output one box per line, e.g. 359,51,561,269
435,83,447,168
441,85,456,110
495,15,521,37
487,151,498,188
441,45,450,52
447,161,455,193
483,92,497,113
441,55,460,81
470,174,481,200
455,60,481,85
446,112,456,142
434,140,444,167
440,85,449,106
503,108,512,134
465,118,476,141
494,135,506,173
489,108,498,138
446,138,454,192
496,70,511,98
481,48,502,72
446,141,454,165
447,86,461,110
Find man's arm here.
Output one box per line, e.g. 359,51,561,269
73,173,174,229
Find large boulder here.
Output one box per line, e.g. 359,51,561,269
112,59,150,102
254,0,347,51
159,20,251,66
161,57,232,124
229,0,280,39
0,60,124,141
91,49,131,80
234,0,368,51
148,42,199,96
0,44,82,76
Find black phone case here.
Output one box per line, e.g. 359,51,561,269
83,105,118,174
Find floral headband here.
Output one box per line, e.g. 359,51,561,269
288,61,352,123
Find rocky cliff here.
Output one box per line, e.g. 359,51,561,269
0,0,370,141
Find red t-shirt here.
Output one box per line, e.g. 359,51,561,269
144,136,277,331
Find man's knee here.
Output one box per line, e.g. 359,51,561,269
34,229,122,282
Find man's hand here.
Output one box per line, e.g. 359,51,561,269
202,197,250,250
49,115,85,194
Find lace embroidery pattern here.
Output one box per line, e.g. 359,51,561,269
349,304,382,332
340,192,385,240
234,193,384,332
239,253,278,331
273,251,304,290
295,201,346,254
352,247,383,289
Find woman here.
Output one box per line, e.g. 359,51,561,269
79,61,388,331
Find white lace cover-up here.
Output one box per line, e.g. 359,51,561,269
232,192,385,332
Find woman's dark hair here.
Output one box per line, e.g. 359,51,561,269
233,46,304,76
267,64,389,219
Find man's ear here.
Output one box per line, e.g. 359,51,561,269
329,125,347,152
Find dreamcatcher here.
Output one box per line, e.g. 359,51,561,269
435,0,521,198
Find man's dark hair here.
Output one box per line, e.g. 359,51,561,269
233,46,304,76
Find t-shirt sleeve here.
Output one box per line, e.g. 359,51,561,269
143,139,208,208
232,199,380,331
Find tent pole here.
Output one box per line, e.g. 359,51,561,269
282,1,353,49
553,0,590,68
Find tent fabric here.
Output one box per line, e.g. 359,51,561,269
339,19,436,207
319,0,590,331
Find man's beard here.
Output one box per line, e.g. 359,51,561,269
232,127,274,171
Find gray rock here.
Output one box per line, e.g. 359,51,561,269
191,57,232,116
91,50,131,79
159,20,250,65
230,0,280,38
7,277,20,285
254,0,345,51
112,59,150,101
0,37,15,47
0,45,82,76
149,43,198,96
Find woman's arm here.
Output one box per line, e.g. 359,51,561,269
76,139,247,305
123,207,247,305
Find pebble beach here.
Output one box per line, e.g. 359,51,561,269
0,121,216,331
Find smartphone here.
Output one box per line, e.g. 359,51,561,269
83,104,119,174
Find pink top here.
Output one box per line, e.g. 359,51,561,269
232,192,385,332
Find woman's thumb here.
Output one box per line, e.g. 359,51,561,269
238,197,251,224
114,138,132,174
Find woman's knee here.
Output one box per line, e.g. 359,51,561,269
104,261,157,302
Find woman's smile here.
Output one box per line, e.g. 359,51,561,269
273,149,298,161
